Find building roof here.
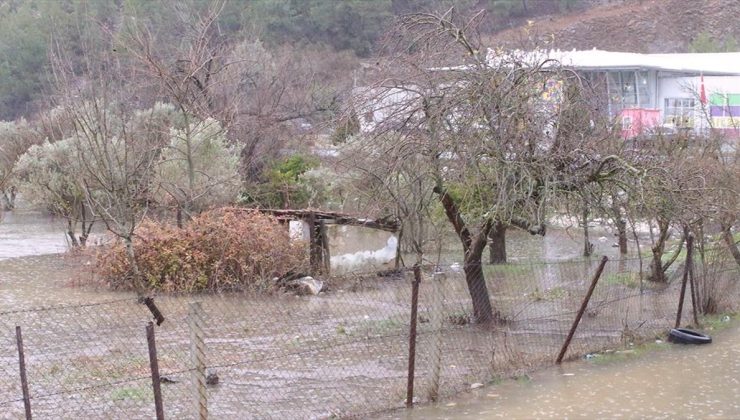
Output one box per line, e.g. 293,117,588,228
541,49,740,76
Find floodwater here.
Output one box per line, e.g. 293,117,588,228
395,323,740,419
0,210,73,259
0,210,735,418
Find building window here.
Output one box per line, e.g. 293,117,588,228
664,98,695,128
607,71,652,114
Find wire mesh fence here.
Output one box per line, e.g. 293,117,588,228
0,255,738,419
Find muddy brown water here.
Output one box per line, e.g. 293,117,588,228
390,323,740,419
0,211,74,259
0,210,726,419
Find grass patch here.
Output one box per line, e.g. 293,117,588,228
529,286,567,301
603,272,641,288
484,264,535,277
698,312,736,332
110,385,150,401
513,373,532,383
586,340,670,365
348,317,405,336
487,375,504,386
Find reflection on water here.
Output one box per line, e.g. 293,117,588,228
396,323,740,419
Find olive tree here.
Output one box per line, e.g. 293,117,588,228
0,119,39,210
14,138,94,246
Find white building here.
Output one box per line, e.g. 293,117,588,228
356,49,740,139
539,49,740,137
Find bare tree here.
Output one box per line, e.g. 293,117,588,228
50,26,167,292
121,0,353,187
352,9,632,323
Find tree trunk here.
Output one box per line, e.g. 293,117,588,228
721,223,740,268
488,222,507,264
434,185,494,324
176,206,183,229
582,201,594,257
464,247,494,324
616,218,628,255
1,191,12,211
124,237,144,293
648,219,670,282
79,201,90,247
67,219,80,248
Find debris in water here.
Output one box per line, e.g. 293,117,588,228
206,370,219,386
471,383,484,389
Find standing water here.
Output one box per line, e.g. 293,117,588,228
0,210,73,259
394,323,740,419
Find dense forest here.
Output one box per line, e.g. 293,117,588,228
0,0,588,120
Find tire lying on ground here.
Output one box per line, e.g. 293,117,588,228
667,328,712,345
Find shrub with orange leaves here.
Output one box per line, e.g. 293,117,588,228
95,208,307,292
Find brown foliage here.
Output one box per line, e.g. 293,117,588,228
95,208,307,292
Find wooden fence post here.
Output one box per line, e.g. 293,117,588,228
189,302,208,419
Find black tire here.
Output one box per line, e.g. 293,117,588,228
668,328,712,345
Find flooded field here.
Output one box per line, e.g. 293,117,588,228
0,210,736,418
396,321,740,419
0,211,73,259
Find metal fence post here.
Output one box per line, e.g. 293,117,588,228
556,256,608,364
406,265,421,407
427,271,445,402
189,302,208,419
16,326,32,420
146,322,165,420
675,235,694,328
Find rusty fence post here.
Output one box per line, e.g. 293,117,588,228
675,234,694,329
188,302,208,419
15,326,32,420
556,256,608,364
146,322,165,420
406,265,421,408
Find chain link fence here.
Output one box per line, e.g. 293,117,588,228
1,254,738,418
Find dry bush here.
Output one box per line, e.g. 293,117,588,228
95,208,307,292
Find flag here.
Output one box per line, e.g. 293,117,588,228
700,73,707,105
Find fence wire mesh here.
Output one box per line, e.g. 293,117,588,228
0,254,737,419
